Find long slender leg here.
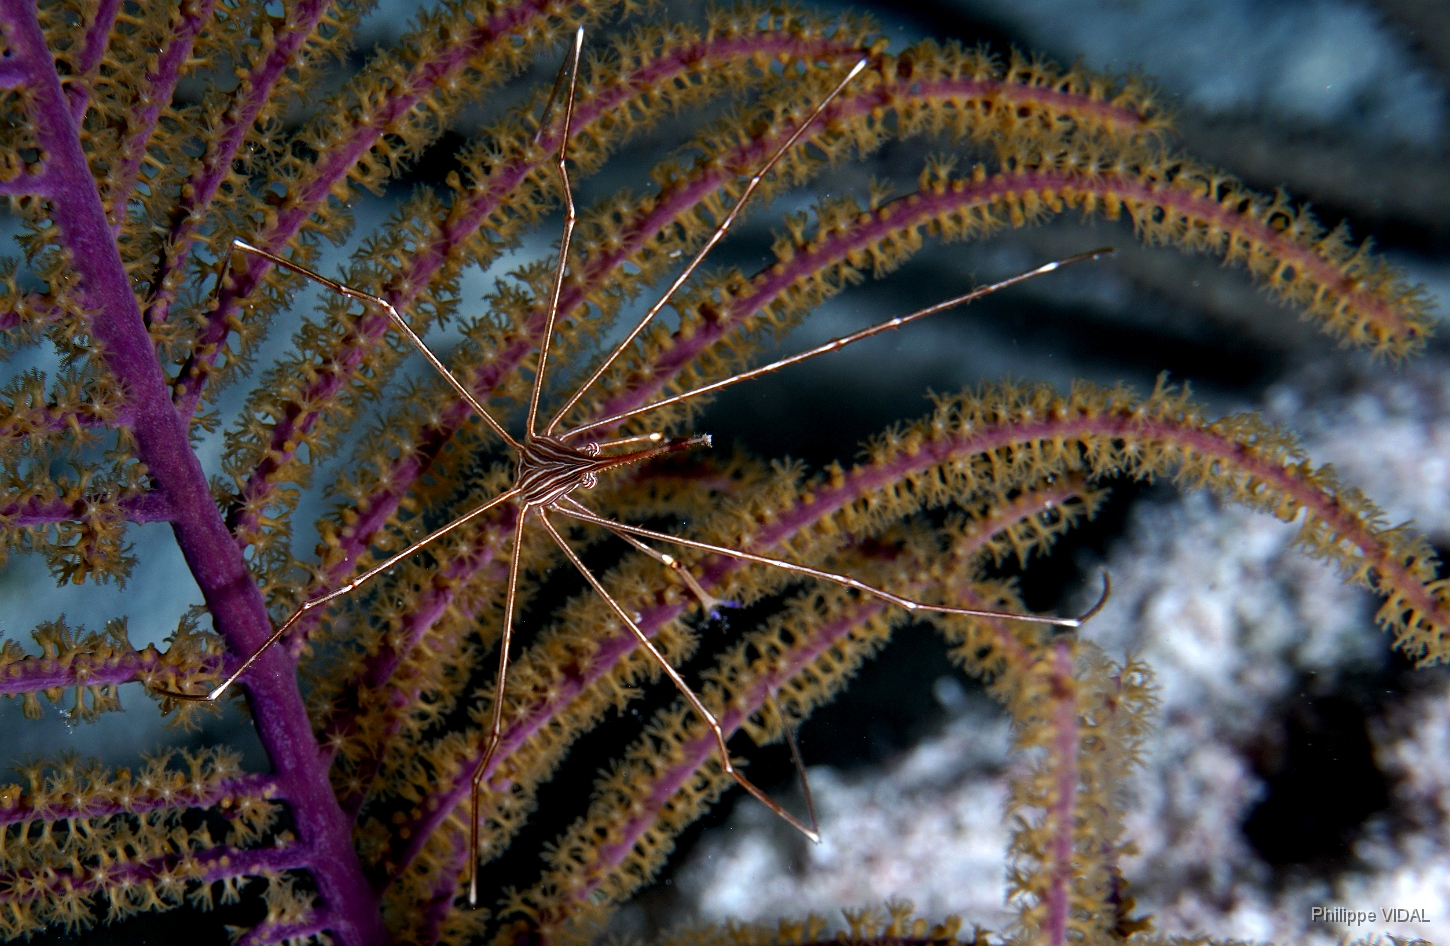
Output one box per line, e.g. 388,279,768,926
559,499,814,830
564,247,1115,441
554,502,1111,627
543,58,870,437
530,27,580,145
154,488,523,703
525,26,584,438
557,495,729,617
768,690,818,836
596,431,665,450
230,239,520,451
537,512,821,841
468,506,530,907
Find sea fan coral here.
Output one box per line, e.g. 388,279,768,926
0,1,1442,945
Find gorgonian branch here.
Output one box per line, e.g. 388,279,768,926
0,3,388,939
0,841,309,935
214,20,1167,587
0,750,276,828
513,495,1090,934
136,0,349,325
103,0,215,208
324,528,511,818
0,489,171,528
378,476,1090,916
170,0,596,414
45,0,119,122
0,391,131,442
0,616,221,721
588,152,1430,437
644,905,986,946
1003,645,1154,946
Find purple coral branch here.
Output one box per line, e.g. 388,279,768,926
328,535,509,817
0,643,222,697
106,0,219,221
0,398,132,444
390,481,1076,879
0,840,309,906
1043,640,1078,946
414,831,470,946
0,769,276,826
0,172,53,196
73,0,118,75
0,490,169,526
562,565,1044,911
0,3,385,942
65,0,120,120
584,167,1427,437
171,0,566,414
199,37,1153,559
136,0,322,317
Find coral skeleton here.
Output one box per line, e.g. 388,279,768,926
0,0,1442,944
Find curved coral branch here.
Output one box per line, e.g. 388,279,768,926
0,3,386,941
170,0,591,413
137,0,349,326
776,382,1448,659
235,914,330,946
0,752,276,827
0,841,309,930
385,481,1089,913
105,0,218,213
588,156,1431,434
206,24,1171,576
0,490,171,527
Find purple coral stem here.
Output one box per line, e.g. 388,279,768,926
136,0,327,316
0,3,385,942
0,644,221,696
171,0,565,417
0,770,275,826
1,490,171,526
